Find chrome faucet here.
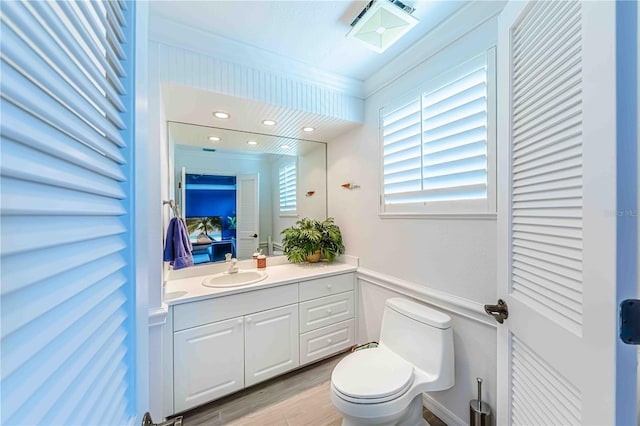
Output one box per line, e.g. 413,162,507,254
227,258,239,274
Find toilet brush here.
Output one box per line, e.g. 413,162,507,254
469,378,491,426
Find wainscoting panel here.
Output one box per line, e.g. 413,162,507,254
357,269,497,426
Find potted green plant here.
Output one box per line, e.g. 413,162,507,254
281,217,345,263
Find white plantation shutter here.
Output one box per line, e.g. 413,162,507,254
1,1,138,425
381,51,495,214
279,162,297,214
382,97,422,195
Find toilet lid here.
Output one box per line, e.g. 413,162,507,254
331,348,413,401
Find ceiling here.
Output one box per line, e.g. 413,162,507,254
149,0,467,81
163,83,361,142
169,122,325,158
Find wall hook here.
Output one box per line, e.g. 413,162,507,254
341,183,360,190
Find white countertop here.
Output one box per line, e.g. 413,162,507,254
164,259,357,305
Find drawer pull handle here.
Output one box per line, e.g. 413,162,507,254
327,284,332,289
327,309,333,315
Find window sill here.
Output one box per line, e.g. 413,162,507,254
378,212,497,220
279,213,299,218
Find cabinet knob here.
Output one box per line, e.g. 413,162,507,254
327,309,333,315
246,317,252,324
327,338,332,344
237,319,243,325
327,284,332,289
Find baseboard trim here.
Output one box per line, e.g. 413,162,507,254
357,268,495,328
423,393,467,426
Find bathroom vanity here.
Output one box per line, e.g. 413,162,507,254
162,260,358,415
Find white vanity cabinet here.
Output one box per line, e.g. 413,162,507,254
245,304,299,386
173,317,244,412
165,270,356,415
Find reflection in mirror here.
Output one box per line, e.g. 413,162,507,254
168,122,327,266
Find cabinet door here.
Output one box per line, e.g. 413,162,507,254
245,304,299,387
174,317,244,412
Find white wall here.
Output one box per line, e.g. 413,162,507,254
271,144,328,247
298,143,328,221
327,6,503,425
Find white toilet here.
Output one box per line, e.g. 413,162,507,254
330,298,454,426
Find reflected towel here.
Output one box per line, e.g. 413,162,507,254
163,217,194,270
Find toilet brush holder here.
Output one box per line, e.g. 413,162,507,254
469,378,491,426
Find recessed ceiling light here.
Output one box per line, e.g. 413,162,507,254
262,119,276,126
208,136,221,142
280,144,291,149
302,127,315,132
213,111,230,119
247,140,258,146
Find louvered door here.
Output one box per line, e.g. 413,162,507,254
497,1,626,424
0,1,140,425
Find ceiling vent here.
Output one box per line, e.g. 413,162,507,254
347,0,418,53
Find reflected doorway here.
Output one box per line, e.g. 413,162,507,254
184,173,238,264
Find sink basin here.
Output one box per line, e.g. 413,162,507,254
202,270,268,288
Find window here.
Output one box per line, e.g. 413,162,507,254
279,162,297,215
381,51,496,215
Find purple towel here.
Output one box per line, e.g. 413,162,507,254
163,217,194,270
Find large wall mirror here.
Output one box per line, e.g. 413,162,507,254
168,121,327,265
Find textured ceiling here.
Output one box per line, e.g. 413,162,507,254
149,0,467,81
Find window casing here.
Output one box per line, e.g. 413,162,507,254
279,161,297,215
380,49,496,216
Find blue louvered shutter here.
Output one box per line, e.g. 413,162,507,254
1,1,138,425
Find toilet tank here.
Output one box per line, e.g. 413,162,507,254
379,298,454,390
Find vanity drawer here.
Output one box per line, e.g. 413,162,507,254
174,284,298,331
298,273,354,302
299,319,355,366
299,291,354,333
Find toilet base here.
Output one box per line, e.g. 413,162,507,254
339,394,428,426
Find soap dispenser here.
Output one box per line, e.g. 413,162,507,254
257,249,266,269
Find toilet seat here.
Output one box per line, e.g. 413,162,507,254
331,348,414,404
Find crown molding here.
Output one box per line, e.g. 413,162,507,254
149,15,365,99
